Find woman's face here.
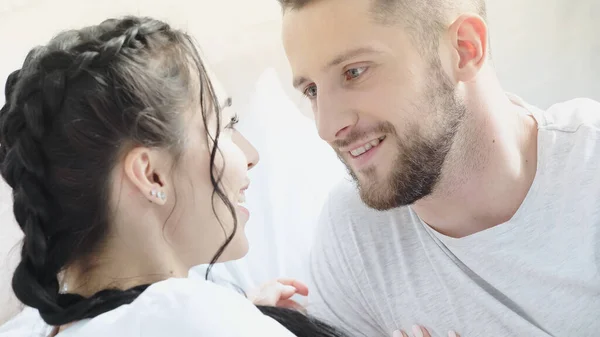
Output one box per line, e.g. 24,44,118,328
164,77,259,267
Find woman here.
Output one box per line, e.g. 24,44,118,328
0,16,441,337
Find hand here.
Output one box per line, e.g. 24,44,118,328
393,326,460,337
248,278,310,312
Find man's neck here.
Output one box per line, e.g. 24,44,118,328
412,85,539,238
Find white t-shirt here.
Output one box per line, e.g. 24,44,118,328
0,271,297,337
308,97,600,337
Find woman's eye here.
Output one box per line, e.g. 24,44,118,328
303,84,317,99
226,115,239,129
344,67,367,81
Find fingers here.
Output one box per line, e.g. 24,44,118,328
253,283,296,305
249,278,310,307
278,283,299,300
412,325,430,337
392,327,460,337
392,326,432,337
277,278,309,296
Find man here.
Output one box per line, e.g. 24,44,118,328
278,0,600,336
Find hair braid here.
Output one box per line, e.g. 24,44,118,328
1,58,63,319
0,17,175,326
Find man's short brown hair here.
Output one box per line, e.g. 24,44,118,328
278,0,487,56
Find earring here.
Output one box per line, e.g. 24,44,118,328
150,189,166,201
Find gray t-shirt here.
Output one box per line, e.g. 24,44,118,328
308,98,600,337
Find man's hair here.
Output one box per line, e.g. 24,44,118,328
278,0,487,55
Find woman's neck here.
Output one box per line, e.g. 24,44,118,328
61,241,188,298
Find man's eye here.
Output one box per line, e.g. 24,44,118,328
303,84,317,98
344,67,368,81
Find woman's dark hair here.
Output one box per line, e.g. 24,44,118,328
0,16,226,325
0,16,349,337
257,306,348,337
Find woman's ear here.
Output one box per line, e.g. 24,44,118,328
123,147,168,205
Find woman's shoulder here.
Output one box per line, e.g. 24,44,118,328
139,275,247,309
59,277,296,337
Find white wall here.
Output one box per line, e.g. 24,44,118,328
487,0,600,108
1,0,598,325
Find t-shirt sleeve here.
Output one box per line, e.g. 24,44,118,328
307,195,388,337
136,278,298,337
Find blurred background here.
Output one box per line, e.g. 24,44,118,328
1,0,599,325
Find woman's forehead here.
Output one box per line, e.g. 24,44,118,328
204,64,229,103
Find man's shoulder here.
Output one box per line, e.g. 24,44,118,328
539,97,600,133
535,98,600,167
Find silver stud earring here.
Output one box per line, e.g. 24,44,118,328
150,189,166,202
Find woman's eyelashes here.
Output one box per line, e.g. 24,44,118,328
226,115,239,130
301,66,370,99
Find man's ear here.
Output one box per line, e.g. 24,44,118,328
123,147,168,205
447,13,488,82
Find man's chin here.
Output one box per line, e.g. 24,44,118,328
352,175,396,211
357,175,434,210
358,188,397,211
354,173,429,210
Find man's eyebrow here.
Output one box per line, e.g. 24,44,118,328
293,76,309,90
325,46,381,69
292,46,381,89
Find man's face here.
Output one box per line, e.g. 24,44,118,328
282,0,466,210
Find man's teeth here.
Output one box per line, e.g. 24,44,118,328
238,193,246,204
350,136,385,157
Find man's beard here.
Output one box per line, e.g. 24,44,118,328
337,61,466,210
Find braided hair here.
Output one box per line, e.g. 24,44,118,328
0,16,228,326
0,16,350,337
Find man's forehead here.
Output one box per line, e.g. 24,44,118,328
282,11,401,90
283,6,374,69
